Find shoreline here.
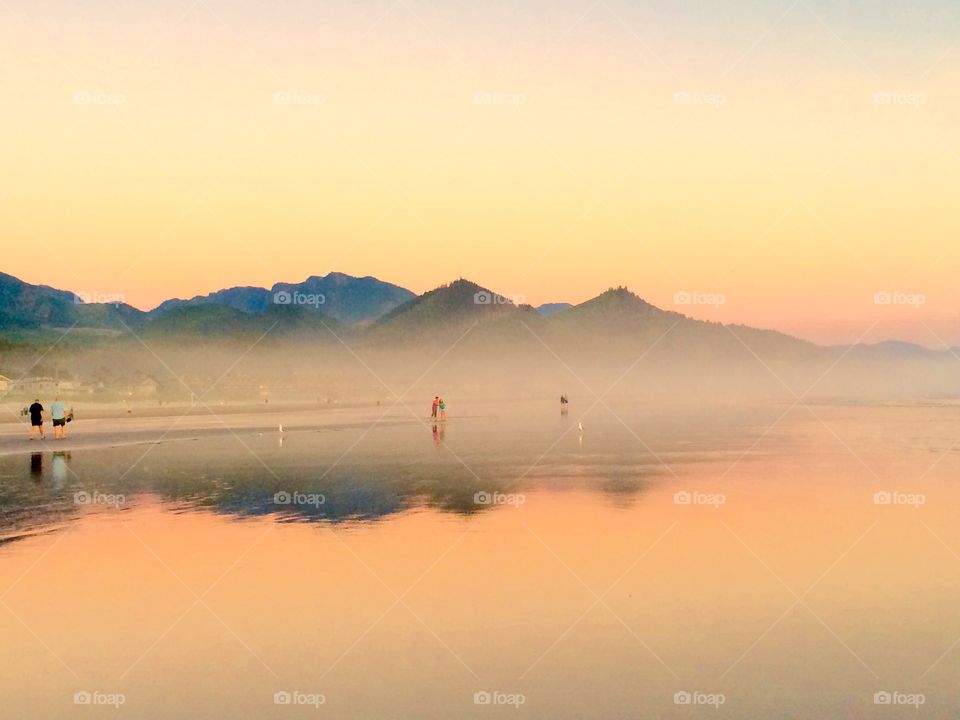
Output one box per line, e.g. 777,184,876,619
0,406,417,458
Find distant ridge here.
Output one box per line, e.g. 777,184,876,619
0,271,946,371
143,303,345,339
271,273,415,325
152,286,271,316
0,271,146,331
152,272,414,325
536,303,572,317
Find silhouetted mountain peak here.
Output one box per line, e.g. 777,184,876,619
596,286,651,305
559,286,664,324
374,278,522,336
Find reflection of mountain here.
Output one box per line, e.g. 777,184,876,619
0,426,676,540
0,401,796,542
0,457,527,539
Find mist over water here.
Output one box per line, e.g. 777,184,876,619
5,322,959,413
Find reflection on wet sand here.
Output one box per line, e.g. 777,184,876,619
1,401,960,719
1,402,960,719
5,402,727,538
52,451,70,488
29,452,42,481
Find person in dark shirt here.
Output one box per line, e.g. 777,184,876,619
28,399,45,440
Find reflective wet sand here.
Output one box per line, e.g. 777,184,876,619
1,401,959,718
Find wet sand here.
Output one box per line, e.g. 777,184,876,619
0,405,418,457
2,402,960,718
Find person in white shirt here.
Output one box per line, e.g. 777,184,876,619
50,396,67,440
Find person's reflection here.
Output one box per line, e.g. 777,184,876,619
30,452,43,480
432,423,445,447
52,451,71,489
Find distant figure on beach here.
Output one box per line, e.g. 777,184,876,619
439,397,446,421
51,396,67,439
431,396,439,419
28,399,45,440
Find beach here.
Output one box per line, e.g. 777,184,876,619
0,404,417,457
1,401,959,717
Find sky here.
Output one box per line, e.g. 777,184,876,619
1,0,959,346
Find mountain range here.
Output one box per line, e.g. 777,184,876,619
4,270,959,399
0,269,948,361
151,272,416,325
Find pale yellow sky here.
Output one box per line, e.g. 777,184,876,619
1,0,959,345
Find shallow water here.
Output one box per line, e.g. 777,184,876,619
1,401,960,718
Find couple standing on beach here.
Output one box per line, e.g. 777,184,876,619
27,396,72,440
430,396,446,421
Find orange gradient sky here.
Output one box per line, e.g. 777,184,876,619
1,0,959,345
